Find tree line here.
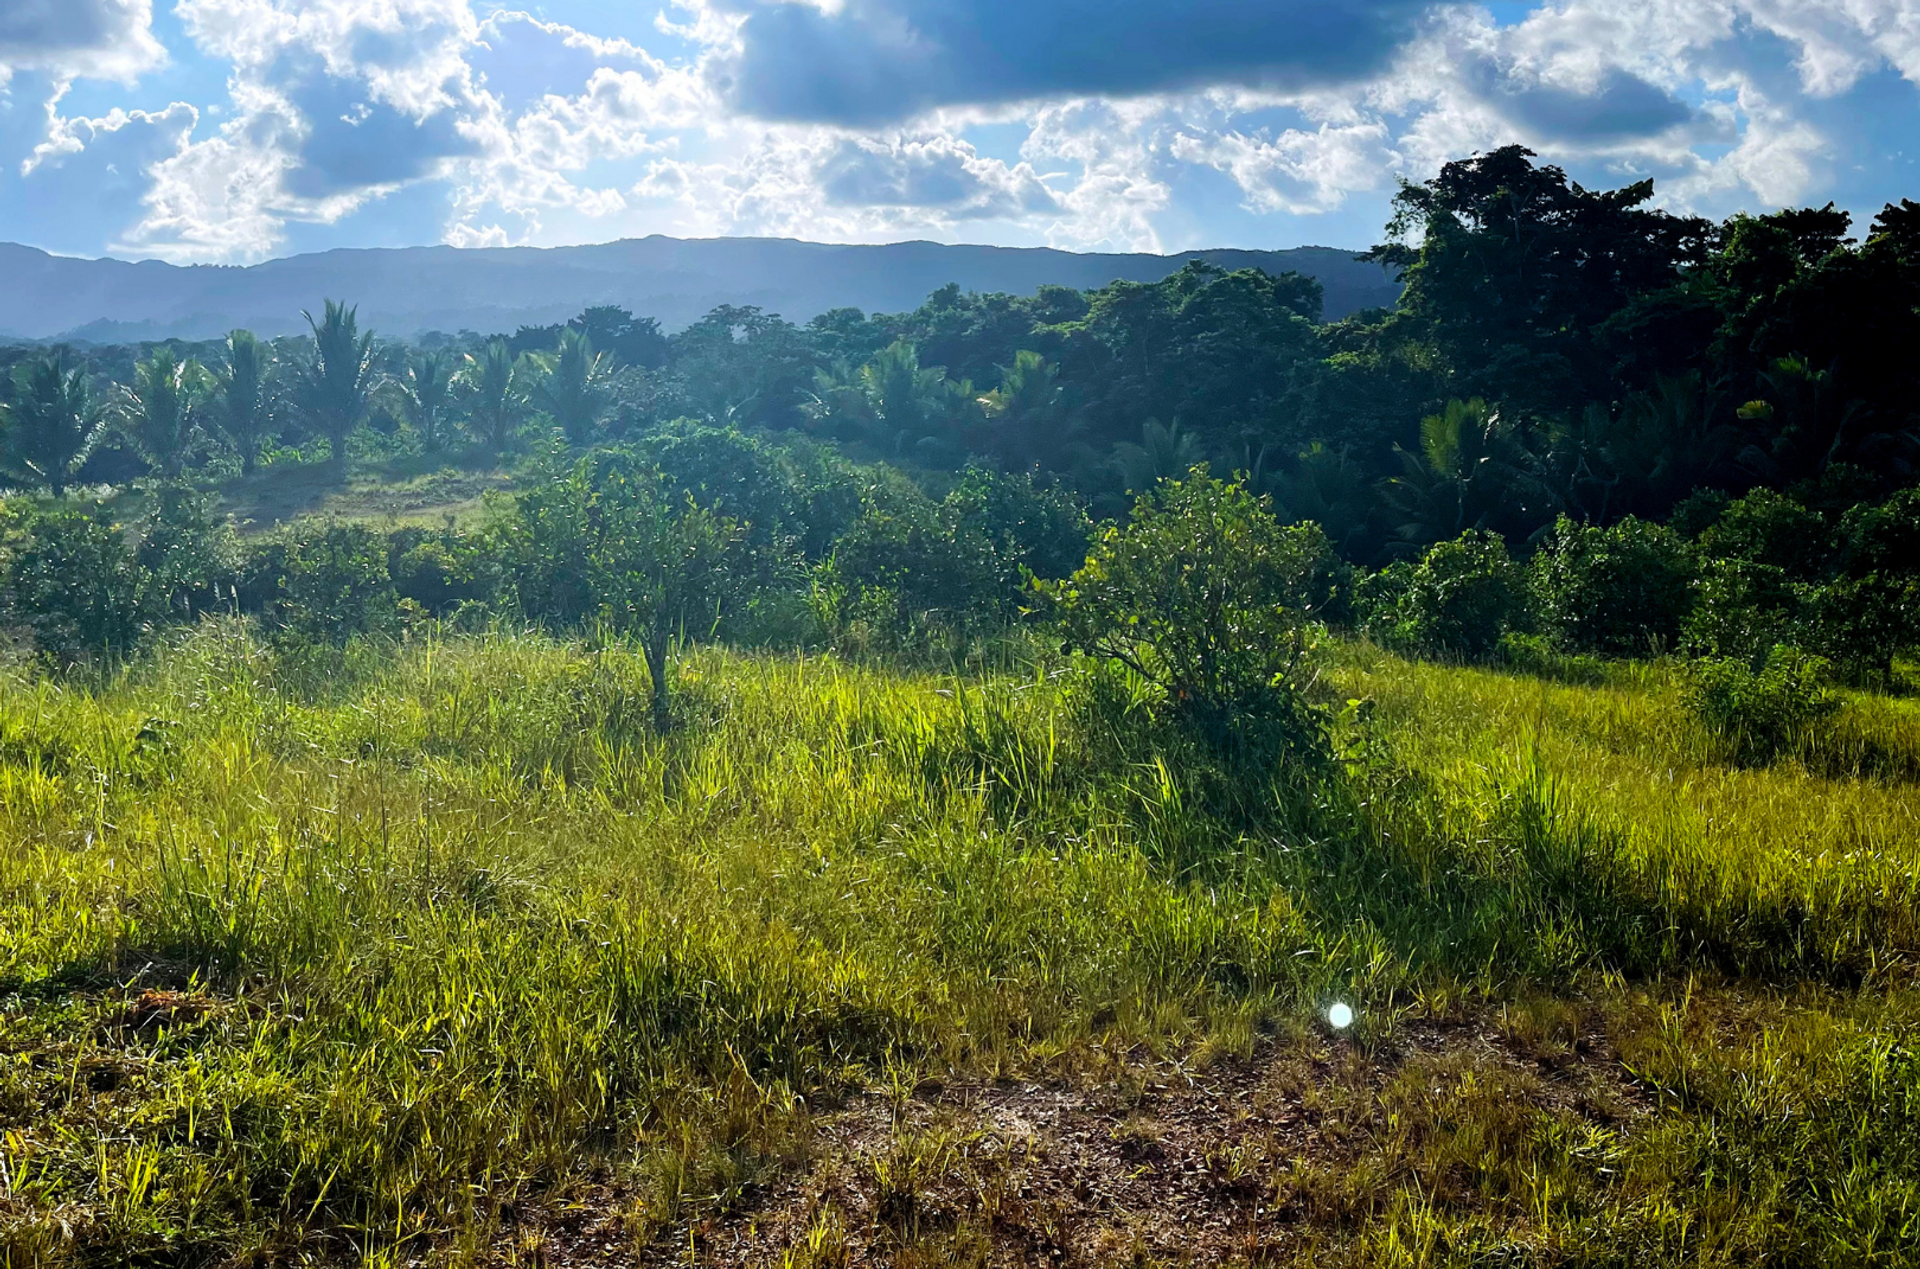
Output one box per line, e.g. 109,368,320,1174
2,144,1919,722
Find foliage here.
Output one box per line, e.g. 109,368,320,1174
1684,644,1839,764
0,349,102,496
0,503,145,662
1036,467,1334,748
1365,528,1527,661
462,337,527,453
277,520,400,644
388,349,454,452
295,300,377,474
1531,514,1697,657
530,327,615,444
135,486,238,621
507,448,741,728
112,346,211,479
214,330,272,474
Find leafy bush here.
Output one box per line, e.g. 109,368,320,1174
135,486,239,621
278,521,400,644
1684,645,1838,765
1697,488,1831,580
1682,557,1811,663
507,448,740,729
1804,488,1920,681
1035,468,1335,751
1532,515,1696,657
1496,632,1607,685
0,503,145,663
387,525,502,618
1365,529,1526,661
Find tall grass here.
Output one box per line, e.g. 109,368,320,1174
1,625,1918,1263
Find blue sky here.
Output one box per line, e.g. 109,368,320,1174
2,0,1917,264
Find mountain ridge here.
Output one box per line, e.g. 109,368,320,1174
0,236,1401,344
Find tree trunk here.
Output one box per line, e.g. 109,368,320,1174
645,635,671,734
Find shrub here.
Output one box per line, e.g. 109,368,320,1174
135,485,239,622
1804,488,1920,681
387,525,502,618
507,448,740,729
0,503,145,663
1684,644,1839,765
1034,467,1335,752
1532,515,1696,657
1365,530,1526,661
1682,557,1811,663
1697,488,1831,580
279,520,400,644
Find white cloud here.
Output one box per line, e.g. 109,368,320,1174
0,0,165,84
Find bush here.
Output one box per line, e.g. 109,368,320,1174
135,486,239,622
387,525,502,618
1804,488,1920,681
1697,488,1831,580
1035,467,1335,752
1684,644,1839,765
1682,557,1811,663
1532,515,1696,657
0,503,145,664
1365,530,1526,661
278,521,400,644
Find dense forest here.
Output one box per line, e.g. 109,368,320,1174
9,146,1920,1267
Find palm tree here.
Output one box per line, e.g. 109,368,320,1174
217,329,272,474
114,346,210,480
297,300,376,477
461,338,526,454
978,349,1076,470
1113,418,1205,493
388,349,454,451
530,328,613,445
0,349,101,496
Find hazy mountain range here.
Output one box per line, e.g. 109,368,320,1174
0,238,1400,345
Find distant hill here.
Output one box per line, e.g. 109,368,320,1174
0,237,1400,345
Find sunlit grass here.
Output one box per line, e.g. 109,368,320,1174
1,626,1918,1263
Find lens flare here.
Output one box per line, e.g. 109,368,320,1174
1328,1002,1354,1029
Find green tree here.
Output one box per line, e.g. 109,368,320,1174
0,349,102,496
216,329,272,474
530,328,614,444
389,349,454,452
115,346,211,480
1112,419,1205,494
462,338,527,454
510,451,741,731
1036,467,1335,741
296,301,376,476
0,505,145,663
279,521,400,644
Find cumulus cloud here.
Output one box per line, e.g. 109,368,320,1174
710,0,1433,125
0,0,165,83
818,136,1057,218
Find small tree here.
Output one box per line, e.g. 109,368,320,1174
217,330,272,474
1,505,145,664
297,301,376,476
1035,467,1335,744
0,349,101,496
512,452,739,731
530,328,614,445
115,346,210,480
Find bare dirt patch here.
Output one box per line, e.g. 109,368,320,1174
489,1007,1652,1268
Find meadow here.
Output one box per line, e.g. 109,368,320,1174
2,623,1918,1267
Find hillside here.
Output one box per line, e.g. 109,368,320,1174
0,238,1400,343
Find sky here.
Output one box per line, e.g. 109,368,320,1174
0,0,1916,264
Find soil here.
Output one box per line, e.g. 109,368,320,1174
486,1008,1650,1268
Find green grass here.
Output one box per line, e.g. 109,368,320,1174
1,626,1919,1265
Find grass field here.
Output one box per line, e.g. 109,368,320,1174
2,624,1919,1266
